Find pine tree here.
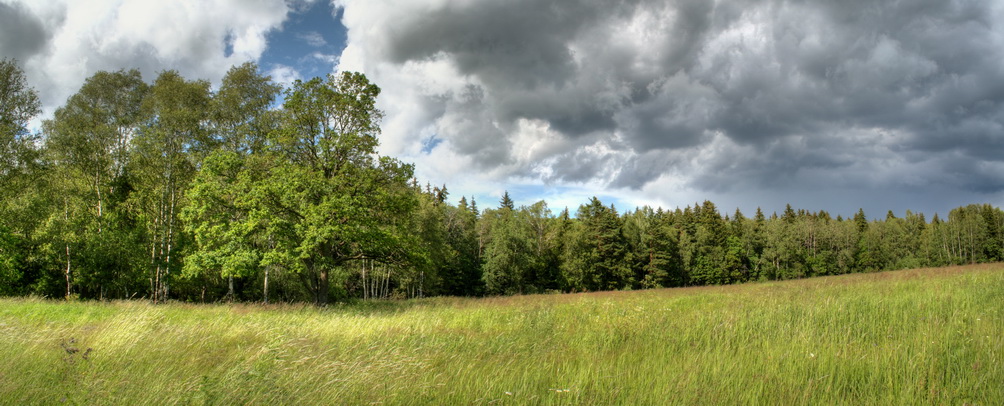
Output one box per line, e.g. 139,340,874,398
470,196,479,219
854,208,869,233
638,210,682,288
563,197,631,291
499,191,514,210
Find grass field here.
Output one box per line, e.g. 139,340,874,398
1,264,1002,405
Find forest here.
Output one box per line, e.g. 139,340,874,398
3,58,1004,304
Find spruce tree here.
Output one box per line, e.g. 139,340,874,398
499,191,514,210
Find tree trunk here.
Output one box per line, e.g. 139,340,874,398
317,268,329,305
163,187,176,300
65,244,72,299
263,265,269,304
384,266,391,299
95,168,103,233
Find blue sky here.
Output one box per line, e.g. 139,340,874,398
7,0,1004,219
259,1,346,83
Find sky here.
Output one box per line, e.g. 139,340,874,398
4,0,1004,219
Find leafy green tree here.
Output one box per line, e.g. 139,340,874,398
0,59,42,296
520,201,561,292
721,235,749,282
690,201,747,285
210,62,282,155
433,196,482,296
814,214,856,275
745,208,768,279
41,69,148,299
924,214,950,266
855,222,886,272
130,70,211,301
947,205,988,264
183,63,281,302
0,224,21,295
404,185,450,297
0,58,41,179
761,214,802,280
481,206,533,295
886,211,925,270
260,72,419,304
182,151,264,300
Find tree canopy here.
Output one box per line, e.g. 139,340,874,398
3,61,1004,304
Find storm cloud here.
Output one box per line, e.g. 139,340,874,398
337,0,1004,215
8,0,1004,216
0,2,51,62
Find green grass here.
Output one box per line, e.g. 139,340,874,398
2,264,1002,405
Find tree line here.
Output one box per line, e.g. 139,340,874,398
2,58,1003,304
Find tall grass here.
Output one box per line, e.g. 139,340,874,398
1,264,1002,404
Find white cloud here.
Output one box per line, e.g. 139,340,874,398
310,52,340,70
298,31,327,47
267,64,302,89
11,0,290,117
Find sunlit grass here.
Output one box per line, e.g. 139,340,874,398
2,264,1002,404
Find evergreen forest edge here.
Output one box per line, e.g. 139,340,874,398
2,58,1003,304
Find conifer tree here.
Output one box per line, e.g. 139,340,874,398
499,191,514,210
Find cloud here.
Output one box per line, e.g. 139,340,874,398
336,0,1004,215
0,2,52,62
267,64,302,89
10,0,290,117
298,31,327,47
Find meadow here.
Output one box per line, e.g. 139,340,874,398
1,264,1002,405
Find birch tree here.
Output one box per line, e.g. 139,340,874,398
130,71,210,302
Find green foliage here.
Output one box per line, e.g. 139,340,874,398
481,207,533,295
499,190,514,210
259,72,418,304
7,60,1004,303
0,224,24,295
562,198,632,291
182,150,262,280
0,58,41,176
39,69,149,299
182,63,281,302
129,70,211,301
437,197,482,296
479,200,560,295
630,208,683,288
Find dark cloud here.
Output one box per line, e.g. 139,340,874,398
385,0,609,88
341,0,1004,214
0,2,50,61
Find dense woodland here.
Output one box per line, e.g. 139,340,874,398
3,58,1004,304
